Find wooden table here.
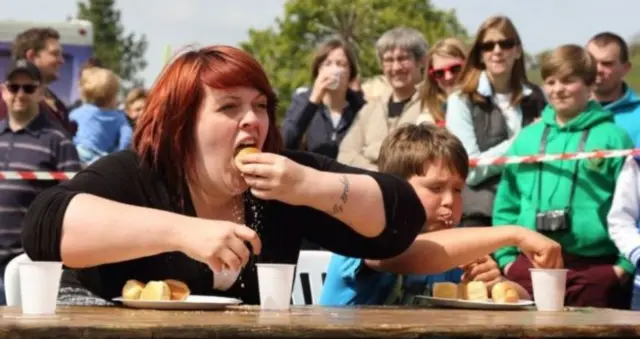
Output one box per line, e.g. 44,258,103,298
0,305,638,338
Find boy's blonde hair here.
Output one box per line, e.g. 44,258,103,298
540,44,597,85
379,123,469,180
80,67,120,108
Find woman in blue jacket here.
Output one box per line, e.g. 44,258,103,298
281,37,365,159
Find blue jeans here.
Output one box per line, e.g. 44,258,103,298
631,287,640,310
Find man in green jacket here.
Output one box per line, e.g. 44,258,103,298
493,44,634,309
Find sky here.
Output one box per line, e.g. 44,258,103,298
1,0,639,86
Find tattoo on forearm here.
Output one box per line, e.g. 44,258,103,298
330,175,350,215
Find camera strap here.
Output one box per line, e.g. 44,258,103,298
535,126,590,213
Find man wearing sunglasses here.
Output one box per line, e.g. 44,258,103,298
0,59,81,305
0,27,76,137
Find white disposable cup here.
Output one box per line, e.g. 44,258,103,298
530,268,568,311
19,261,63,315
257,263,295,311
326,68,344,90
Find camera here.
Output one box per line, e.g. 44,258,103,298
535,209,570,232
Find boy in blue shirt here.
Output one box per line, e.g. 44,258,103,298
321,123,551,305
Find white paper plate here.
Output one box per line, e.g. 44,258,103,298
113,295,243,310
415,296,534,310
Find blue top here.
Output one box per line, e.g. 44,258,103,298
69,103,132,153
320,254,462,306
603,84,640,144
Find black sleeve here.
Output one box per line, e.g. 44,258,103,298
21,151,146,261
283,150,426,259
280,92,320,150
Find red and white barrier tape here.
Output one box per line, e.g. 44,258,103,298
1,148,640,180
469,148,640,168
0,171,77,180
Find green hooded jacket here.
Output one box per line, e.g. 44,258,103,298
493,101,635,274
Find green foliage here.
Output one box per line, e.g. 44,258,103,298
76,0,148,90
240,0,468,119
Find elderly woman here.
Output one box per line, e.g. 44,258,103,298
337,27,429,171
20,45,426,306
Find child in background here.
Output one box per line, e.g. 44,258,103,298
494,44,634,308
69,67,132,164
320,123,560,306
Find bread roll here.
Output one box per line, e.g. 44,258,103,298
139,281,171,301
234,146,260,168
458,281,488,301
165,279,191,301
491,281,519,303
432,282,459,299
121,279,145,300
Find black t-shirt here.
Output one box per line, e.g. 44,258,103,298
388,97,412,118
21,150,426,304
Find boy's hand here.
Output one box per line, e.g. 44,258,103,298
460,255,502,287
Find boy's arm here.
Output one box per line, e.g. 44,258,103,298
365,226,559,274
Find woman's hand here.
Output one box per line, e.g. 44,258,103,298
513,228,563,269
460,255,502,288
237,152,315,205
309,68,339,103
174,218,262,273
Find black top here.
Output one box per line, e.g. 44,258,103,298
21,150,426,304
281,89,366,159
388,97,412,118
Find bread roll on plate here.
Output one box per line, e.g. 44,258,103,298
165,279,191,301
432,282,459,299
121,279,145,300
491,281,520,303
458,281,488,301
139,281,171,301
234,146,260,168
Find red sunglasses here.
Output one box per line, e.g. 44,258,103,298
428,63,463,80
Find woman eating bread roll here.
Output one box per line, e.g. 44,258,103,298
20,46,426,306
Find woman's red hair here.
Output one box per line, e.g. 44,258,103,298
133,45,282,194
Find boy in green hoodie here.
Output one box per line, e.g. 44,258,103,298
493,44,634,309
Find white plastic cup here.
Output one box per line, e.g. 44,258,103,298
326,68,344,90
19,261,63,315
530,268,568,311
257,263,295,311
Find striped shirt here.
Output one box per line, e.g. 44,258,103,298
0,112,81,260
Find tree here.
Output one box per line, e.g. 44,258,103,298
240,0,468,118
76,0,148,90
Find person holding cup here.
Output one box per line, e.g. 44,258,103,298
282,37,365,160
20,45,427,307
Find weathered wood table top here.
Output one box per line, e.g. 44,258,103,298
0,305,638,338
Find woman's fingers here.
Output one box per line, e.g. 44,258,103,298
234,226,262,255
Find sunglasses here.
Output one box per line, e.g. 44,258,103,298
429,63,463,80
478,39,518,52
6,83,38,95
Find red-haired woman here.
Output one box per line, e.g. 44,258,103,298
20,46,426,305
